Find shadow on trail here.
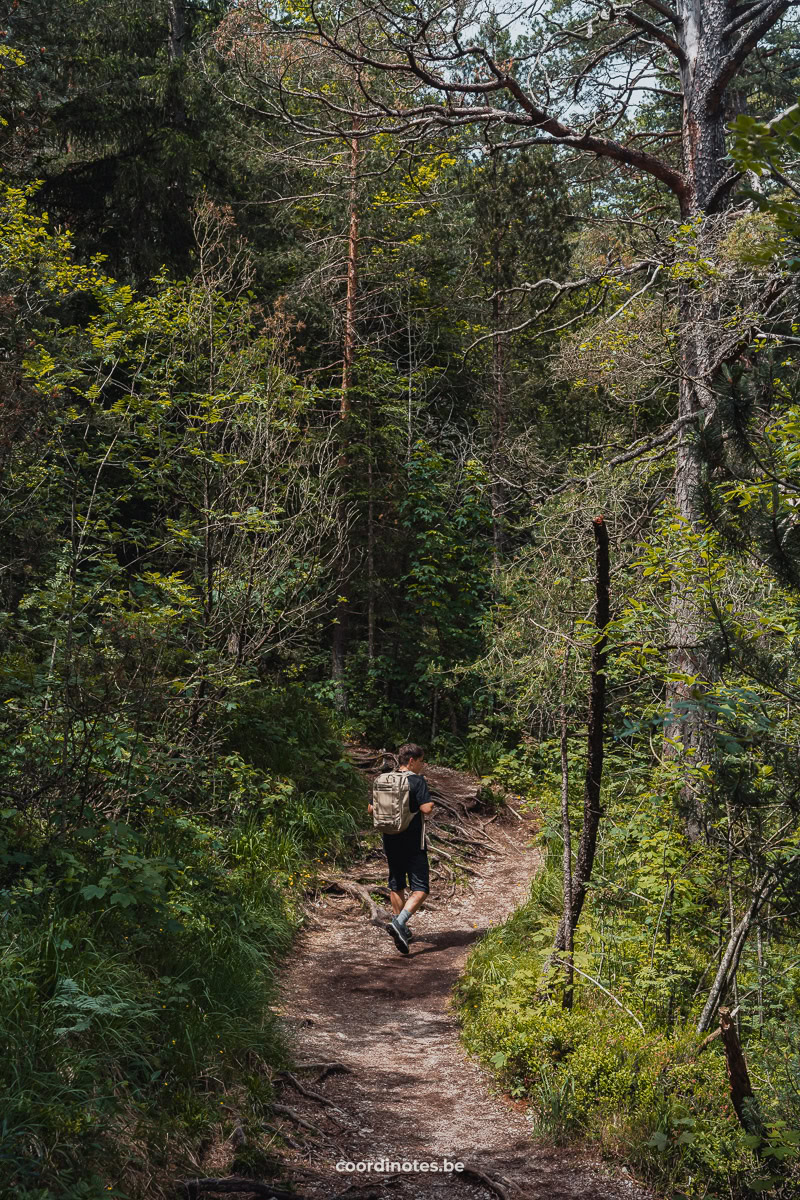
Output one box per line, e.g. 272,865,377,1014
406,927,484,954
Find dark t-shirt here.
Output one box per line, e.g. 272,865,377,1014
381,771,432,853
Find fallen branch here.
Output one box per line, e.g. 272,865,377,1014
551,957,645,1031
694,1005,740,1057
695,858,796,1033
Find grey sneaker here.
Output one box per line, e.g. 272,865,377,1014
406,927,414,943
387,917,410,955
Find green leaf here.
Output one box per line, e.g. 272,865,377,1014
80,884,107,900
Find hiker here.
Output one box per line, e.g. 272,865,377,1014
368,743,434,955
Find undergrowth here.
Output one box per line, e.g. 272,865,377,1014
0,685,364,1200
456,740,800,1199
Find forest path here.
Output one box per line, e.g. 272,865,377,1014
270,754,651,1200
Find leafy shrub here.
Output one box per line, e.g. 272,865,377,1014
458,866,800,1197
0,685,363,1198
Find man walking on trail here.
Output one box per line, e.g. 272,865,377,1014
368,743,434,955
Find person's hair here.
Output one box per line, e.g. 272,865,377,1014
397,743,425,765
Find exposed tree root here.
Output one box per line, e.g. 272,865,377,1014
182,1178,303,1199
270,1103,326,1140
319,875,386,925
437,823,502,853
329,1175,403,1200
426,788,475,820
293,1060,353,1079
430,828,494,856
279,1071,351,1127
427,839,483,876
460,1164,520,1200
262,1122,304,1152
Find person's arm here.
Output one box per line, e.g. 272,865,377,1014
417,776,434,815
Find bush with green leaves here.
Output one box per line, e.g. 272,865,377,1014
0,180,366,1198
457,754,800,1198
0,686,364,1198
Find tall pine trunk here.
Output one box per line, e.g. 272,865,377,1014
667,2,733,829
559,638,574,1006
490,151,507,562
331,127,360,714
166,0,187,126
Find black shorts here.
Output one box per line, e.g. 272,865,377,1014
384,840,430,894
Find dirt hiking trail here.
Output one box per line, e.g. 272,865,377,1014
269,754,653,1200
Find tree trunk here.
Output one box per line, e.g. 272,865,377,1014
756,918,764,1029
491,232,507,562
331,127,360,714
697,868,776,1032
666,0,739,815
677,0,731,219
559,639,574,1007
367,392,376,665
718,1007,764,1135
666,289,707,837
166,0,187,126
554,517,610,952
341,129,359,405
167,0,187,62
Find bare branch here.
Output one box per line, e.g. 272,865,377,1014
640,0,681,23
623,10,687,61
711,0,793,99
607,414,698,468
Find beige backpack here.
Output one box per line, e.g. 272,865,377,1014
372,771,413,834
